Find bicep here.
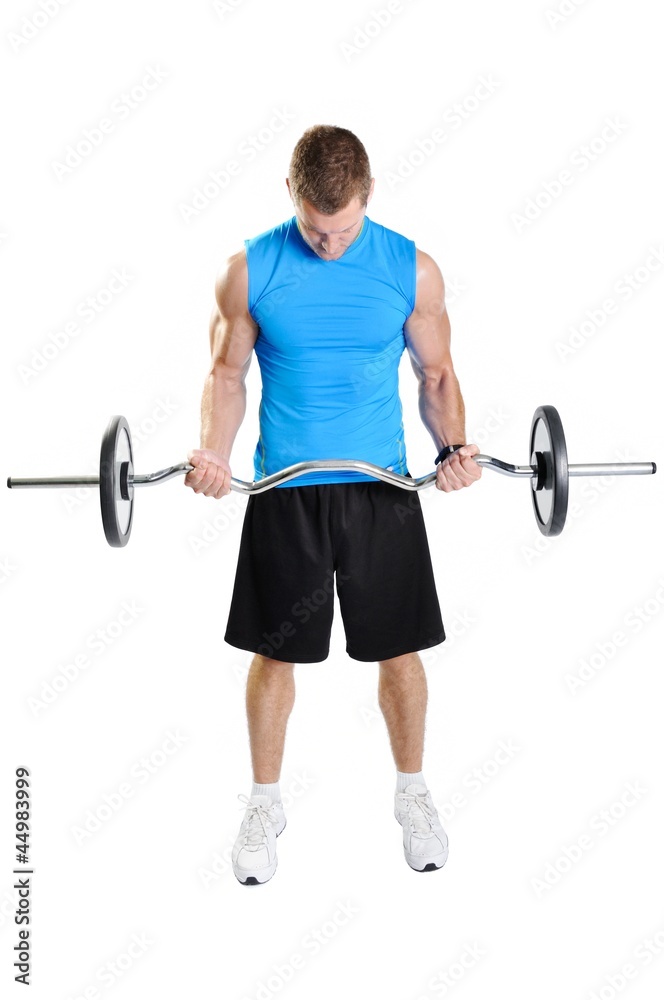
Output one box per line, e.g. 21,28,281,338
208,251,258,377
404,250,454,380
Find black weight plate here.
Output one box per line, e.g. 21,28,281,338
529,405,568,537
99,416,134,547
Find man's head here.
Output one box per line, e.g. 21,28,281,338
287,125,375,261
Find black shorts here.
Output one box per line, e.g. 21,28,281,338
224,480,445,663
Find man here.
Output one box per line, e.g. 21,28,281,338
184,125,481,885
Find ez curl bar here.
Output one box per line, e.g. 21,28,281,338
7,405,656,547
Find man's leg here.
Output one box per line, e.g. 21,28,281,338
378,651,427,771
246,654,296,783
225,487,333,885
232,654,295,885
378,651,448,872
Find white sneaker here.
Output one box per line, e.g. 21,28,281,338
232,794,287,885
395,784,449,872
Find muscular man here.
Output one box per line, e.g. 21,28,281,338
185,126,481,884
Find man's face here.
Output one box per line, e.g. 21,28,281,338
288,180,374,261
293,197,366,261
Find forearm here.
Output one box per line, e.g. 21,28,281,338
418,371,467,452
200,368,247,460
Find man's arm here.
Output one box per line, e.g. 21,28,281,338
185,250,258,499
404,249,481,492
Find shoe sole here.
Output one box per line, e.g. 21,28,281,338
234,819,286,886
407,849,449,873
238,873,273,886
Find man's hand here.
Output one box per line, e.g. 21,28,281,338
436,444,482,492
184,449,232,499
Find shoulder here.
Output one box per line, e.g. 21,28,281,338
414,248,445,292
213,218,296,312
414,248,443,281
366,220,417,297
245,216,296,253
366,217,415,252
411,248,446,315
216,249,247,289
214,251,249,315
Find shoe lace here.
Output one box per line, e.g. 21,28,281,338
237,794,272,848
397,790,435,837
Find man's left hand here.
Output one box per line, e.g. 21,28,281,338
436,444,482,492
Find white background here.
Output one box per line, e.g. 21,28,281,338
1,0,663,997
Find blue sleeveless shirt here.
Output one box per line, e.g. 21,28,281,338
246,216,416,486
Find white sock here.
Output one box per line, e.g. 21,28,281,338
396,770,426,793
251,781,281,804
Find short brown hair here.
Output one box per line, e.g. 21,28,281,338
288,125,372,214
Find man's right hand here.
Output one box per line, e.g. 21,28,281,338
184,449,232,499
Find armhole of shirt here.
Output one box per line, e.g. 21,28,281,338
244,238,256,322
408,240,417,316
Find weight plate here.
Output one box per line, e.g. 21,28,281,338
99,416,134,547
529,404,568,537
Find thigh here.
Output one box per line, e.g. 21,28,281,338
332,482,445,662
224,486,337,663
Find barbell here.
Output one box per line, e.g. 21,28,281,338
6,405,656,547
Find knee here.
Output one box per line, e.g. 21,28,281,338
378,653,425,693
250,654,295,678
379,652,422,673
253,653,294,668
